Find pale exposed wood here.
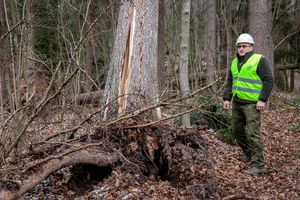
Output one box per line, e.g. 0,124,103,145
118,3,135,114
102,0,159,119
101,1,132,119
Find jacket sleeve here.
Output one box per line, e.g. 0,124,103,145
223,68,233,101
257,57,274,102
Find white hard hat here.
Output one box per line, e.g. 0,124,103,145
236,33,254,45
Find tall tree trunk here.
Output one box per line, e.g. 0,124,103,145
85,0,94,92
10,0,34,114
179,0,191,126
223,0,234,68
191,0,205,89
157,0,166,95
205,0,217,92
248,0,274,77
165,0,181,95
23,0,34,104
0,0,10,116
102,0,159,120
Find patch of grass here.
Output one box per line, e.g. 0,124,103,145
269,93,300,113
282,96,300,106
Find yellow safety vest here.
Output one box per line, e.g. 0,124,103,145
231,54,263,101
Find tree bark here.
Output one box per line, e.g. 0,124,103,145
290,69,294,92
157,0,166,95
85,0,94,92
248,0,274,76
0,0,10,114
102,0,159,120
179,0,191,126
24,0,34,103
223,0,234,68
205,0,217,92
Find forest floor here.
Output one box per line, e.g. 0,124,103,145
203,93,300,199
0,92,299,199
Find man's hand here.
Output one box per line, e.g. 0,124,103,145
223,101,231,110
256,100,266,111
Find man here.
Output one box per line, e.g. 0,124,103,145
223,33,274,174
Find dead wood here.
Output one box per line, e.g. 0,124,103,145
66,91,102,105
105,78,220,127
0,144,120,200
4,65,79,160
95,123,218,198
1,123,217,199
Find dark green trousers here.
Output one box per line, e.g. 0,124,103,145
232,103,265,167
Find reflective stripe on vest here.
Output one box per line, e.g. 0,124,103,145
231,53,263,101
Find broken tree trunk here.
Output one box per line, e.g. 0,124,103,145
101,0,160,119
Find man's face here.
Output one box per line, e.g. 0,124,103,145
236,43,253,56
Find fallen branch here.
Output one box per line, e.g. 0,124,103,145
66,91,102,105
24,142,103,171
126,107,197,129
2,144,120,199
35,93,120,143
4,63,79,159
105,78,220,127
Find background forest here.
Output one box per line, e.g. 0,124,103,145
0,0,299,117
0,0,300,199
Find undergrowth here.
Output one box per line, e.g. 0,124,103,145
192,95,236,145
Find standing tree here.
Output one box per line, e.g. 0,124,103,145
249,0,274,75
84,0,95,92
222,0,235,68
205,0,217,92
102,0,159,119
157,0,166,95
0,0,10,117
179,0,191,126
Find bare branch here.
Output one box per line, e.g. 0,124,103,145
273,30,300,51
